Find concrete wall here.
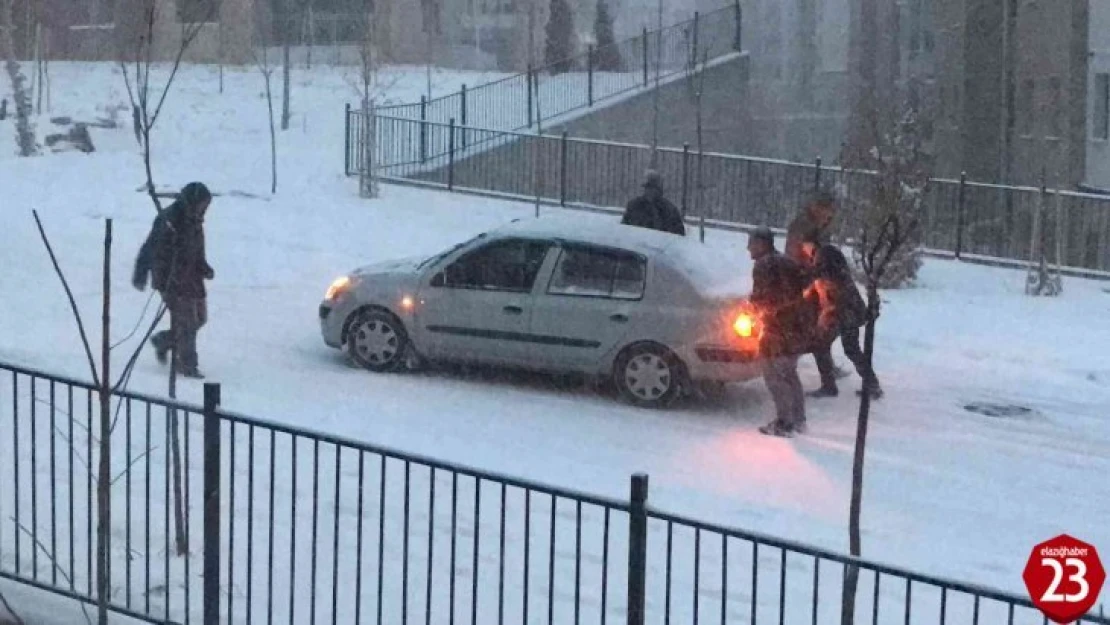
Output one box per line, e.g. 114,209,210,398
1087,0,1110,190
544,55,753,154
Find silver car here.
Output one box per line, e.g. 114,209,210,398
319,216,764,408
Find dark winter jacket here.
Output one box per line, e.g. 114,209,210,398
809,244,868,334
621,193,686,236
784,210,832,264
132,192,213,299
749,250,816,358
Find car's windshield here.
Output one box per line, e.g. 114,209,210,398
417,232,486,270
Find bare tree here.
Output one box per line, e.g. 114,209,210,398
0,0,37,156
254,22,279,193
280,0,293,130
1024,180,1063,296
837,93,932,625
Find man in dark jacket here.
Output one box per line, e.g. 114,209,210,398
132,182,215,379
747,227,815,436
785,189,837,264
620,170,686,236
800,235,882,398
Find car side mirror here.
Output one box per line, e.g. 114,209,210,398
431,271,445,287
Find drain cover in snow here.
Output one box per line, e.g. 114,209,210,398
963,402,1037,419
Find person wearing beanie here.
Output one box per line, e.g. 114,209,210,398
620,169,686,236
132,182,215,379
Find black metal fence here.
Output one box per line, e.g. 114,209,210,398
349,114,1110,277
373,3,742,136
2,360,1109,624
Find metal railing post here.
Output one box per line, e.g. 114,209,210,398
560,131,569,206
448,117,456,191
419,96,427,164
692,11,700,70
588,45,595,106
343,103,351,176
527,65,534,127
734,0,743,51
203,383,222,625
814,155,822,191
956,171,967,259
642,28,649,86
460,84,468,148
682,143,690,216
627,473,648,625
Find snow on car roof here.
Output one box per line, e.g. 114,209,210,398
491,215,751,298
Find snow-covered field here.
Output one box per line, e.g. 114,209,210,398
1,62,1109,623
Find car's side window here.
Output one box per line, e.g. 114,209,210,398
547,245,647,300
438,238,551,292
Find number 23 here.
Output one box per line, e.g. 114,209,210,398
1041,557,1090,603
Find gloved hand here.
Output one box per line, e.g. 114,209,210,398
204,265,215,280
132,275,147,291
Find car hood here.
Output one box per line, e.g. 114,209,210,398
351,255,427,278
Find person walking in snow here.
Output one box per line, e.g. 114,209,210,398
747,227,814,437
620,169,686,236
132,182,215,379
799,234,883,399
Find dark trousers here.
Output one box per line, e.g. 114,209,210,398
152,295,207,370
815,325,878,390
761,355,805,428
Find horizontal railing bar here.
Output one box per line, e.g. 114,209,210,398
212,404,633,512
0,360,202,413
0,570,175,624
642,509,1088,616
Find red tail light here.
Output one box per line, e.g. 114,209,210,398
733,313,754,338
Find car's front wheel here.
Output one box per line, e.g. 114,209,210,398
346,308,409,373
613,343,686,408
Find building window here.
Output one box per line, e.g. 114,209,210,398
1096,73,1110,140
1020,78,1035,136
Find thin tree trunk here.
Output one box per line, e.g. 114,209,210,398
1,0,37,156
266,71,277,193
35,23,43,115
281,28,291,130
165,311,187,555
841,284,878,625
97,220,113,625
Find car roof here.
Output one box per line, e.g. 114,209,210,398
488,215,750,298
489,215,691,256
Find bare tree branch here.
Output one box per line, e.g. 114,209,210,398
0,589,27,625
32,210,101,387
10,521,94,625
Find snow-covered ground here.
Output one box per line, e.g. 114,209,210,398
1,62,1109,623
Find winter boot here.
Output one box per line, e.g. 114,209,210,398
180,366,205,380
856,377,883,399
758,420,795,437
151,334,170,365
807,385,838,398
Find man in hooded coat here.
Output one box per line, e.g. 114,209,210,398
132,182,215,379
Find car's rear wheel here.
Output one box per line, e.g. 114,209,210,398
613,343,686,408
346,308,409,373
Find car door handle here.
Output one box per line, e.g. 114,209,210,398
609,313,629,323
503,305,524,315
